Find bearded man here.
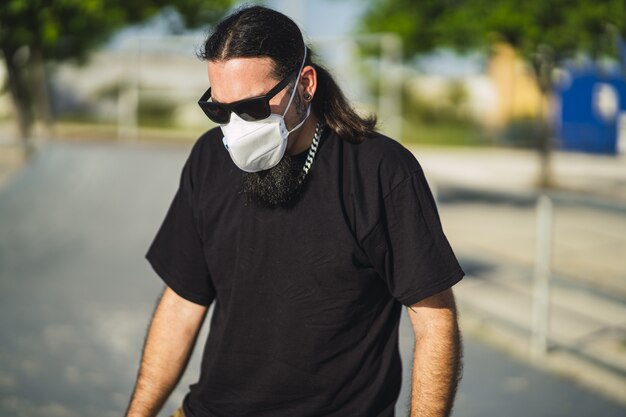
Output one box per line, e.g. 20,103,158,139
126,6,465,417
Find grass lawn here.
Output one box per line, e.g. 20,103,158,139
11,116,497,149
400,118,493,147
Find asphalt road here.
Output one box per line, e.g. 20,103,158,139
0,140,624,417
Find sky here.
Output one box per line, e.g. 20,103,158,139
265,0,366,38
108,0,484,77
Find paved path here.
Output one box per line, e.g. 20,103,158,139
0,142,26,189
411,145,626,204
0,141,624,416
415,147,626,404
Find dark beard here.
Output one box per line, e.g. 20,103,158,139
241,87,313,208
241,153,310,208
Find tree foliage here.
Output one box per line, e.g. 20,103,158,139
0,0,232,61
362,0,626,186
362,0,626,62
0,0,233,141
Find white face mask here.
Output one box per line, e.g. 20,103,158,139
220,49,310,173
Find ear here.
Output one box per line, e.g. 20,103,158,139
298,65,317,101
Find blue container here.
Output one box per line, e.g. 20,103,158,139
553,64,626,155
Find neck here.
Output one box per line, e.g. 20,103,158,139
286,113,319,155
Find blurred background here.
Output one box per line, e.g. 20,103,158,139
1,0,625,416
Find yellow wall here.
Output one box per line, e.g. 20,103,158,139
486,43,549,129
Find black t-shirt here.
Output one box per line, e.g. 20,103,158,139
145,127,465,417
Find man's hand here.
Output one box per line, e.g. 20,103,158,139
407,288,462,417
125,286,208,417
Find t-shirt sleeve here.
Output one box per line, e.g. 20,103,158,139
145,154,216,307
362,169,465,307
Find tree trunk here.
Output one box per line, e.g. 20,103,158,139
536,94,552,189
31,46,55,139
2,46,34,145
531,45,555,190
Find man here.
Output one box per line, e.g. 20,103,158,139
126,6,464,417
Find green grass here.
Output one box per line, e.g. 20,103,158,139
400,118,493,147
56,113,494,148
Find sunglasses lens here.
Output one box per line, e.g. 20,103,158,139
203,103,230,124
234,99,271,122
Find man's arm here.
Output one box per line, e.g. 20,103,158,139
407,288,463,417
125,286,208,417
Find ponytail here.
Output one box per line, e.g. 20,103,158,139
311,63,377,142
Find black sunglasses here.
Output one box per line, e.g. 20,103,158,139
198,68,299,124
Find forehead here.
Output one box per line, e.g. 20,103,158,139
207,57,279,103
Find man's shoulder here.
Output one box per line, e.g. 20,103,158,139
183,127,235,189
187,127,228,167
328,130,424,199
339,131,423,182
191,127,224,155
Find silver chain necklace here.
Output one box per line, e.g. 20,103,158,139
298,121,324,184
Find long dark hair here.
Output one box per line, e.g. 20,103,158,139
198,5,376,142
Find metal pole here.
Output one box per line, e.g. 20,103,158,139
118,37,140,142
311,33,403,142
285,0,305,28
531,193,553,362
378,33,403,142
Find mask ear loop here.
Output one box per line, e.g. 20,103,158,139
286,103,311,134
281,43,308,118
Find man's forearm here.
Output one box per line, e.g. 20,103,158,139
409,308,463,417
125,288,207,417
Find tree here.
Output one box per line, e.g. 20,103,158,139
361,0,626,188
0,0,233,150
